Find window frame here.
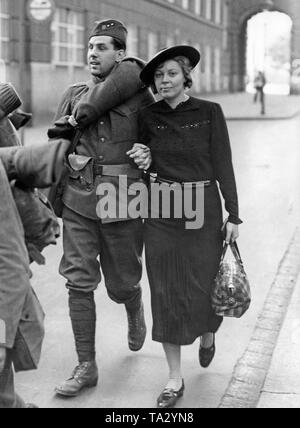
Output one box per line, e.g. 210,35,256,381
51,8,86,67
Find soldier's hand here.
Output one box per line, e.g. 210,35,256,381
47,116,76,140
0,347,6,373
127,144,152,170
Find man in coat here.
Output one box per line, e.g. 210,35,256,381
49,19,154,397
0,139,71,408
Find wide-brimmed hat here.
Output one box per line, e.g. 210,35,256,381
140,45,201,86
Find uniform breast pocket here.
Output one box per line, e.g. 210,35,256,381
111,106,139,144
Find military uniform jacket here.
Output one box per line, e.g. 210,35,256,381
0,159,44,371
54,59,154,222
0,138,70,371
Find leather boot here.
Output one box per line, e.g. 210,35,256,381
126,301,147,352
55,361,98,398
69,290,96,363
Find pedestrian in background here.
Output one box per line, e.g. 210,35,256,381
253,71,267,115
137,46,242,408
49,19,153,398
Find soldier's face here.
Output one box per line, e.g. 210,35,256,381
88,36,125,78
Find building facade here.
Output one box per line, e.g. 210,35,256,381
0,0,230,118
0,0,299,118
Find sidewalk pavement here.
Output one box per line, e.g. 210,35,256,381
202,93,300,121
257,274,300,408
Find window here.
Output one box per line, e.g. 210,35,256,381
214,47,221,90
195,0,203,16
51,8,85,66
127,25,139,57
222,1,229,49
148,32,159,60
192,43,201,93
0,0,9,61
204,45,212,91
166,35,175,48
205,0,212,21
214,0,222,24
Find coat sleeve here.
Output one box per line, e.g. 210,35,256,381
0,160,30,349
210,103,242,225
73,60,144,128
0,139,70,188
53,87,74,122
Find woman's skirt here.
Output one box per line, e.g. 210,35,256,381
144,182,224,346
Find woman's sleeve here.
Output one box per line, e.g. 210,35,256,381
210,103,242,225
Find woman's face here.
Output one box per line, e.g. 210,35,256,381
154,60,186,101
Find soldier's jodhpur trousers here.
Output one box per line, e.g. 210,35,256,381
59,206,143,363
0,351,26,408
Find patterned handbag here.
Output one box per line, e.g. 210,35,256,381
211,243,251,318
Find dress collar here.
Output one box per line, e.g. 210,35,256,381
150,97,199,113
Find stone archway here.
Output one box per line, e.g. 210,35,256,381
228,0,300,94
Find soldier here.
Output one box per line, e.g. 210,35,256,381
49,19,154,398
0,140,71,408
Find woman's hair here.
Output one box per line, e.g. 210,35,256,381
151,56,193,94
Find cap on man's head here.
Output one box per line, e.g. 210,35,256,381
89,19,128,47
0,83,22,118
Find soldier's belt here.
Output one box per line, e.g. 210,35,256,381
93,161,142,179
68,154,143,180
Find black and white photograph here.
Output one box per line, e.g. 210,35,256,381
0,0,300,411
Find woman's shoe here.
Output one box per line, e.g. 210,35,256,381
199,334,216,368
157,380,185,408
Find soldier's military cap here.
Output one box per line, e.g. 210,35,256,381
0,83,22,118
89,19,128,46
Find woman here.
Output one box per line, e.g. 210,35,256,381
133,46,242,408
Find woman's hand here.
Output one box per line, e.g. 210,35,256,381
225,222,239,244
0,347,6,373
127,144,152,170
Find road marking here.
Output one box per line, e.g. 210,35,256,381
219,228,300,408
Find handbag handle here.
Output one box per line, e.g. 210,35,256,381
220,242,244,265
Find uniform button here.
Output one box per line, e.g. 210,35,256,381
100,121,104,126
100,138,105,143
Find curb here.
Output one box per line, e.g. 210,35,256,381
226,110,300,121
219,228,300,408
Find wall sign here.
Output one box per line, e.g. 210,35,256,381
27,0,56,23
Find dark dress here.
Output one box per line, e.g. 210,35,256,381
138,97,242,346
